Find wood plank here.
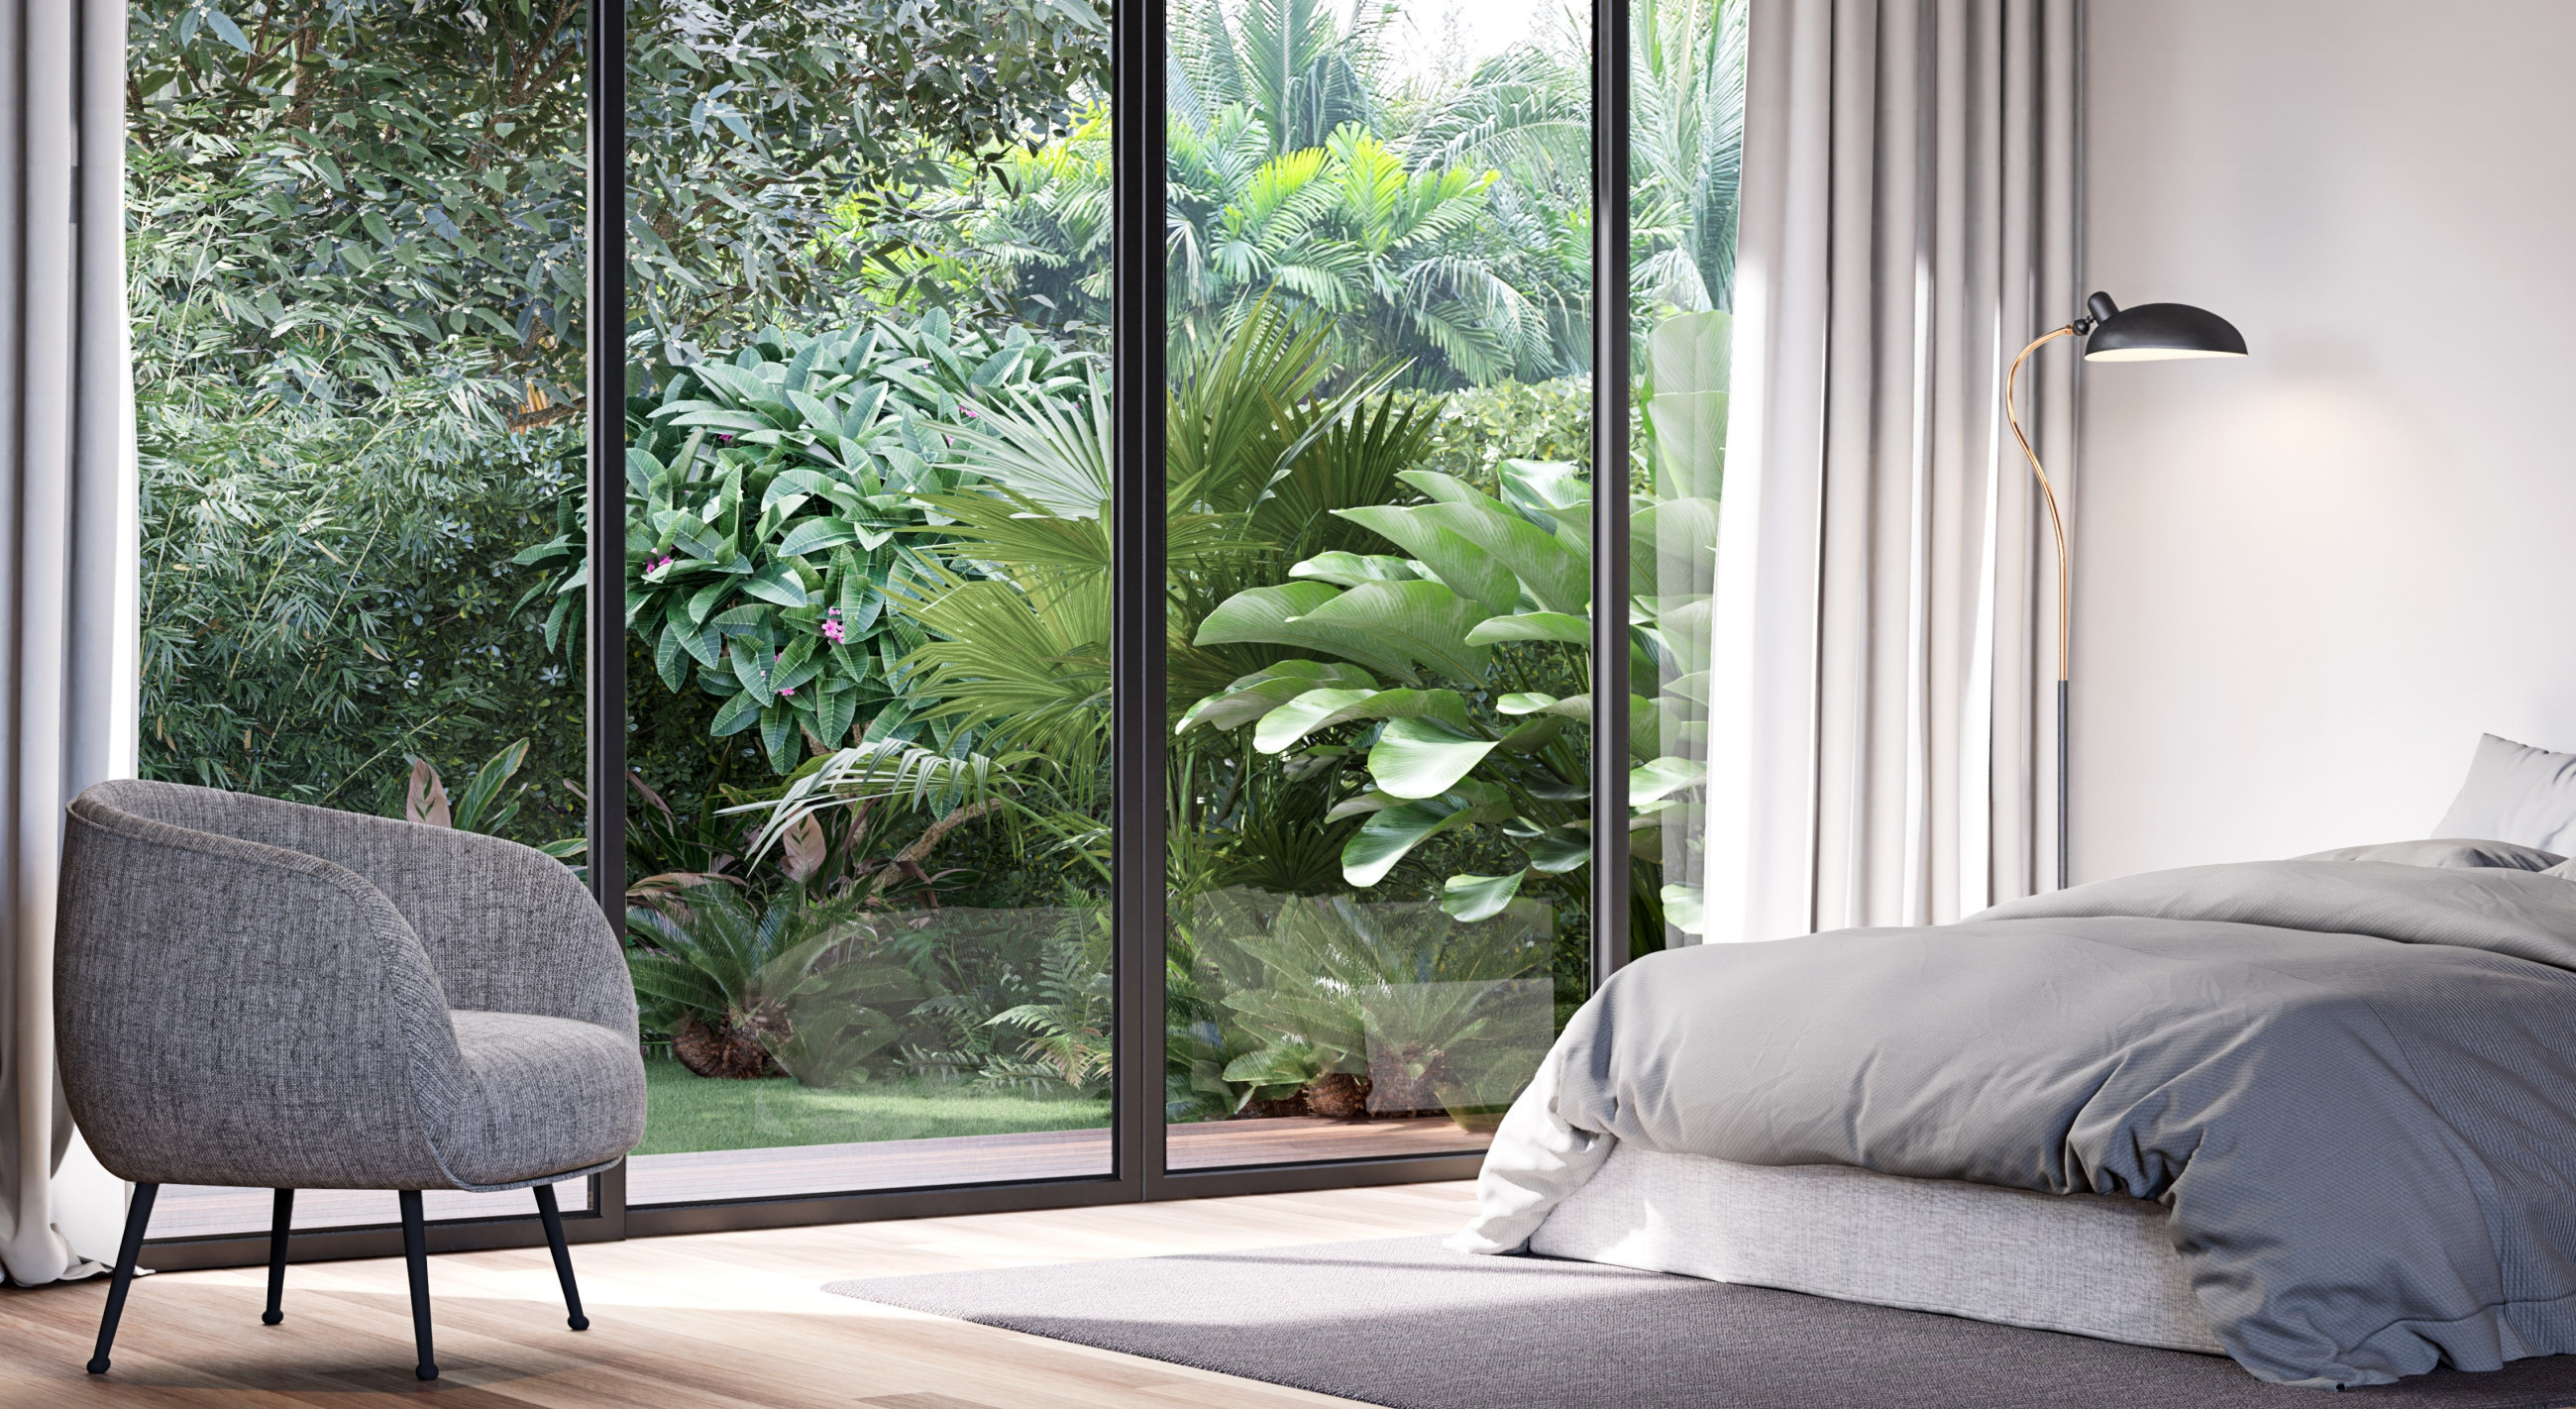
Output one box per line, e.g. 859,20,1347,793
0,1180,1476,1408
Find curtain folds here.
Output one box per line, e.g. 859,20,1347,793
1703,0,2079,944
0,0,141,1284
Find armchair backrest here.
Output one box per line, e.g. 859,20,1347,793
56,782,474,1188
79,782,631,1034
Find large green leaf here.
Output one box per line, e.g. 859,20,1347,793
1662,883,1709,937
1500,459,1589,513
1332,506,1520,614
740,562,811,608
1342,494,1589,615
1323,789,1408,821
1646,309,1732,501
1442,871,1527,922
1251,687,1474,755
1286,551,1423,589
1250,688,1375,754
776,516,862,559
1633,497,1721,598
1658,595,1715,676
1195,583,1411,683
1367,716,1500,800
1176,660,1380,735
1342,787,1513,887
1290,581,1493,682
1633,755,1708,804
1464,610,1588,646
1526,824,1591,873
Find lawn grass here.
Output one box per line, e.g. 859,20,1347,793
636,1054,1111,1156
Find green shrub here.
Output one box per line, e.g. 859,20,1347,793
137,382,586,841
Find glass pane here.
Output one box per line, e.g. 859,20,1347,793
1633,0,1745,942
620,0,1117,1205
1161,0,1595,1170
128,1,590,1235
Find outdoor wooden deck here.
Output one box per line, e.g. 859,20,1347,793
149,1116,1489,1240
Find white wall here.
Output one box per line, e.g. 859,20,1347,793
2074,0,2576,879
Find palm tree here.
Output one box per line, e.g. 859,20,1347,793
1631,0,1748,316
1169,0,1395,160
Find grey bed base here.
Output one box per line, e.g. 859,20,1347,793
1527,1143,2223,1355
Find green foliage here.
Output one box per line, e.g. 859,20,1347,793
128,0,589,417
975,911,1115,1098
1175,311,1734,922
526,314,1096,774
1409,378,1605,491
128,1,590,828
127,0,1118,836
1633,0,1749,318
1166,888,1553,1122
627,884,853,1039
136,381,586,839
402,738,588,858
626,0,1112,356
626,883,922,1085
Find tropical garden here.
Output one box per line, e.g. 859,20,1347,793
126,0,1742,1167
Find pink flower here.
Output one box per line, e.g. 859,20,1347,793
779,686,797,697
821,620,846,643
646,554,675,575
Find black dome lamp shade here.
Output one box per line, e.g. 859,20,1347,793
2005,287,2247,894
2076,290,2248,362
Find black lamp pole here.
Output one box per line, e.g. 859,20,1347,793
2005,291,2246,891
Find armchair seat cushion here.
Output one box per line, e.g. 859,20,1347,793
433,1012,651,1190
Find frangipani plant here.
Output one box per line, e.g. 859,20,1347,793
513,312,1092,773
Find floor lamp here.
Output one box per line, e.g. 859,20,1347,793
2005,290,2246,890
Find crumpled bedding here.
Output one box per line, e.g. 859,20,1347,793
1452,857,2576,1387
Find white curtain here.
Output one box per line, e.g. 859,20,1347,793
0,0,142,1283
1701,0,2080,944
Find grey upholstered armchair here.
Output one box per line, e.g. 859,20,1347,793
55,780,647,1381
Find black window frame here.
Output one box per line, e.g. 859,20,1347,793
143,0,1648,1268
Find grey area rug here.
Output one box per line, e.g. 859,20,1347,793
826,1236,2576,1409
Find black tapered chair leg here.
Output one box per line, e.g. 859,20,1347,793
532,1183,590,1331
86,1181,158,1375
398,1190,437,1381
262,1189,293,1325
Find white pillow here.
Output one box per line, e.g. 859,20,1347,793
2300,838,2565,871
2431,733,2576,854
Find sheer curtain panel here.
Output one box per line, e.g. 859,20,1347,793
1703,0,2080,944
0,0,141,1284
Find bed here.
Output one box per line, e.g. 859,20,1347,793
1452,823,2576,1389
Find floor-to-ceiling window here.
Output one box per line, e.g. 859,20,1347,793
127,0,592,1240
612,0,1120,1210
1632,0,1743,944
1156,0,1595,1174
127,0,1740,1260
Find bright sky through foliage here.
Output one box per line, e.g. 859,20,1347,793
1380,0,1575,84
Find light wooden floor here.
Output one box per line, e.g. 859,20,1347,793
0,1180,1478,1408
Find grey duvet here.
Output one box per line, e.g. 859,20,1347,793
1452,857,2576,1388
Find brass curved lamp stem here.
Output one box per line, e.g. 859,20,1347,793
2006,323,2077,891
2005,324,2075,684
